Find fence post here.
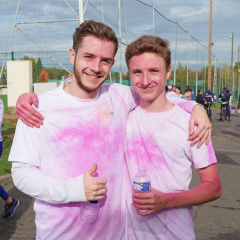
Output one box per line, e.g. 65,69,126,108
213,56,216,94
118,0,122,84
174,21,178,86
100,0,104,23
121,0,128,44
187,31,190,86
196,40,198,96
79,0,83,23
204,47,207,92
152,4,154,35
11,51,14,60
228,66,229,86
233,71,235,99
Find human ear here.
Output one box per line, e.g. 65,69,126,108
69,48,75,65
166,65,172,79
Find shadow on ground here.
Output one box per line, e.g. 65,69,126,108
0,187,33,240
209,231,240,240
220,130,240,139
215,152,239,165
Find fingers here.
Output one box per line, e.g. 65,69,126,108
17,107,42,128
197,129,209,148
133,202,152,211
87,188,107,201
87,163,97,176
22,101,44,121
31,93,39,107
188,123,204,141
189,117,195,136
16,110,34,128
136,209,154,216
189,127,207,147
205,128,211,145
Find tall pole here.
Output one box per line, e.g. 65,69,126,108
121,0,128,44
0,0,21,81
187,31,190,86
208,0,212,88
225,64,226,86
204,47,207,92
79,0,83,23
238,46,240,98
174,21,178,86
214,56,216,94
152,4,154,35
196,40,199,96
100,0,104,23
231,32,234,91
228,66,229,86
118,0,122,84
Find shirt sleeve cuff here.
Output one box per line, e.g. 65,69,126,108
69,174,87,202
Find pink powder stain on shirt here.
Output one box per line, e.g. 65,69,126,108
126,136,168,174
51,118,122,178
207,140,218,164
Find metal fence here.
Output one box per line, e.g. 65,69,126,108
0,0,239,100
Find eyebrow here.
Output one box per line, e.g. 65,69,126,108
83,52,113,62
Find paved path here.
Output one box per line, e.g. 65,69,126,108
191,107,240,240
0,106,239,240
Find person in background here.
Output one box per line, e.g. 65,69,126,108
191,90,194,100
0,99,19,219
165,85,169,94
219,86,231,121
180,87,192,101
196,89,205,106
237,95,240,114
172,86,176,92
175,87,182,97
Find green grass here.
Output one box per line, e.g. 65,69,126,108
0,119,17,176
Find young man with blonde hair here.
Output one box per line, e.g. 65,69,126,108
11,21,211,239
124,35,221,240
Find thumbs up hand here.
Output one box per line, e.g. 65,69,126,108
83,163,107,201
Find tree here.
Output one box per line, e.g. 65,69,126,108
38,68,49,82
20,55,36,77
33,57,43,83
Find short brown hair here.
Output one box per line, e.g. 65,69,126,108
73,20,118,56
125,35,171,70
185,87,192,93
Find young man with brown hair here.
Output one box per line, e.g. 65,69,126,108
124,35,221,240
11,21,211,239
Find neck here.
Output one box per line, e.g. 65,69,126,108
140,92,174,112
64,75,99,99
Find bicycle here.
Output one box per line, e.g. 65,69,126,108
205,102,213,121
221,102,228,122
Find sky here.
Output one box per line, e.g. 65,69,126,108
0,0,239,73
150,0,240,66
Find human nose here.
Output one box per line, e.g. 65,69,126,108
141,73,151,87
91,59,101,74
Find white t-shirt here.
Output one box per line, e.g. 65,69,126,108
125,105,217,240
9,80,197,240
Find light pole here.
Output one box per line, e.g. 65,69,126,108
237,46,240,98
208,0,213,88
229,33,234,91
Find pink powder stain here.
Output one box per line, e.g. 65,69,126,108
207,140,218,164
51,114,122,179
41,200,125,239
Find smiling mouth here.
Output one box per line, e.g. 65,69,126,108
85,73,102,79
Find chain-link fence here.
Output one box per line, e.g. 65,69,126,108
0,0,239,101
